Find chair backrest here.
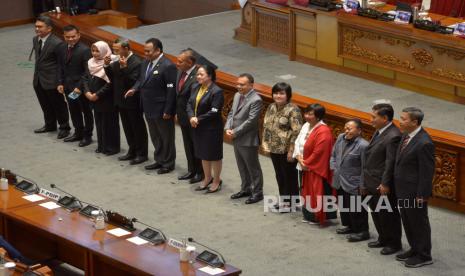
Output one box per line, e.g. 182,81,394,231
430,0,465,17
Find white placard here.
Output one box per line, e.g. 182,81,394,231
127,236,149,245
39,201,61,210
22,194,45,202
39,188,60,201
168,238,185,249
107,228,131,237
198,266,226,275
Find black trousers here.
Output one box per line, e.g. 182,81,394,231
34,82,70,130
338,188,369,233
368,193,402,248
67,94,93,138
146,117,176,169
119,107,148,158
180,124,202,175
94,110,120,153
270,153,298,203
399,200,432,260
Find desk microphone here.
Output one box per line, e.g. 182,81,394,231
50,183,83,211
188,237,226,267
133,218,167,245
12,172,40,194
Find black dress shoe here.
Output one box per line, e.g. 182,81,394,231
347,231,370,242
145,163,162,170
178,172,195,180
205,180,222,194
189,174,203,184
57,130,70,139
64,134,82,142
396,249,415,261
245,195,263,204
195,178,213,191
368,240,386,248
336,226,354,235
104,150,120,156
78,137,92,147
404,256,433,268
95,148,103,153
34,126,56,133
130,156,148,165
380,246,402,255
230,191,251,200
118,153,135,161
157,167,173,174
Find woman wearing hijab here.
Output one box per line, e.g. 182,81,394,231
83,41,120,155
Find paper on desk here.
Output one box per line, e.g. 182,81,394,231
126,236,149,245
39,201,61,210
198,266,226,275
107,228,131,237
23,194,45,202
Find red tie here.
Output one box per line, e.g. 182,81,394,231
178,71,187,91
66,46,73,63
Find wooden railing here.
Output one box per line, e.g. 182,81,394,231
48,12,465,214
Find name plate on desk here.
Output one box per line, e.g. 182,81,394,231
39,188,60,201
168,238,185,250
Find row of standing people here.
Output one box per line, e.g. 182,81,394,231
32,16,435,268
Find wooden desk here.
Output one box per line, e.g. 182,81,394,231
235,1,465,103
0,189,241,275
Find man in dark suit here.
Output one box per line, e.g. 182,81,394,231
175,49,203,183
127,38,177,174
225,73,264,204
32,16,70,139
104,37,148,165
57,25,93,147
359,103,402,255
394,107,434,268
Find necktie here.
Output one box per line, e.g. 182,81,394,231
37,39,43,56
400,135,411,153
178,71,187,91
145,62,153,81
66,46,72,63
237,95,245,111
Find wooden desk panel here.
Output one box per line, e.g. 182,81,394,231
89,237,241,276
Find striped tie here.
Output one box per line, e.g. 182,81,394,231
400,135,410,153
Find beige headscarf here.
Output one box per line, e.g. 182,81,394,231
88,41,111,83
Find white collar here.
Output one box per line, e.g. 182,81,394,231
378,122,393,134
407,126,422,139
185,65,196,77
39,33,51,44
150,53,164,66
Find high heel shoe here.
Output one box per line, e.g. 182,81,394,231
195,178,213,191
205,180,222,194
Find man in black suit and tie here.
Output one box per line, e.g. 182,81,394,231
175,49,203,183
57,25,93,147
394,107,434,268
104,38,148,165
32,16,70,139
126,38,177,174
359,103,402,255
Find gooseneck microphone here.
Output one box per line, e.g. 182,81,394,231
13,171,40,194
132,218,167,245
50,183,83,211
188,237,226,267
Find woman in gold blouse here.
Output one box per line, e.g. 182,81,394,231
187,65,224,193
263,82,303,212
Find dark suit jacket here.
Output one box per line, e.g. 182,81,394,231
132,55,177,119
82,72,113,112
362,123,402,193
394,128,435,199
104,54,142,109
58,41,92,93
176,67,198,127
33,34,63,90
187,82,224,131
